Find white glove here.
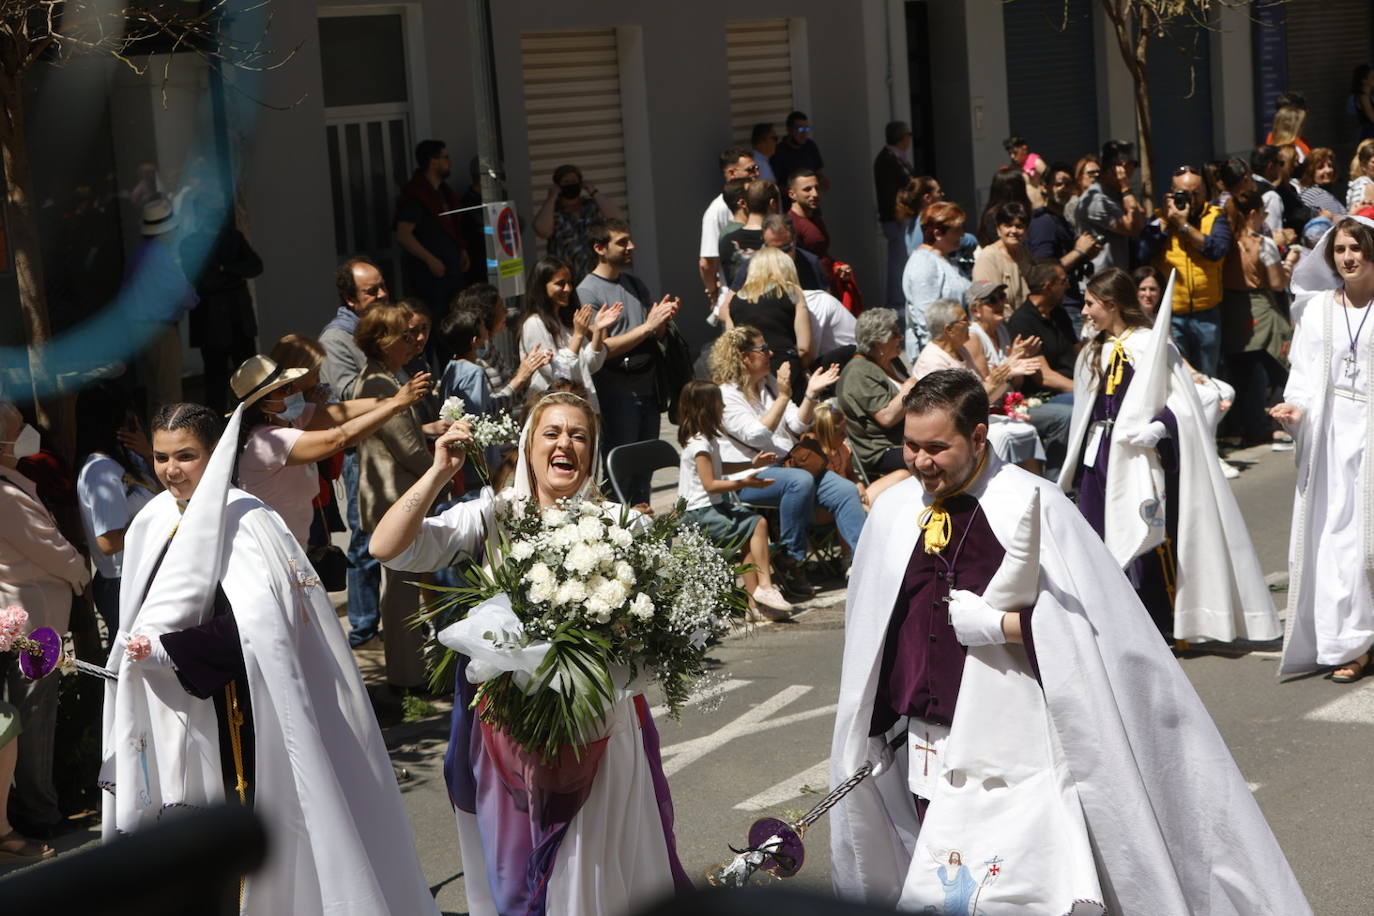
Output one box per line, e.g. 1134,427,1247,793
947,588,1009,648
1122,420,1168,448
866,735,895,778
122,631,174,669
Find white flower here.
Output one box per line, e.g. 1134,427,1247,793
551,525,582,549
577,516,605,542
584,596,613,623
528,562,554,585
614,560,635,585
565,543,599,575
579,500,603,517
510,540,535,561
596,579,628,609
629,592,655,619
440,396,466,422
554,579,587,606
528,580,556,604
591,542,616,570
544,508,569,527
608,526,632,548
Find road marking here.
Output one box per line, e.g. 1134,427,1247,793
1303,681,1374,724
734,759,831,811
648,678,752,720
658,685,836,777
1246,781,1262,793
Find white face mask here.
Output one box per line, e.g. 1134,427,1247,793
2,423,40,459
276,392,308,425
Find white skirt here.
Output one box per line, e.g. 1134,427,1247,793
987,416,1046,465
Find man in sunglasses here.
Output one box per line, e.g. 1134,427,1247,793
700,146,762,311
770,110,829,192
1137,164,1232,376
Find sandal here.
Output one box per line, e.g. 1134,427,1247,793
0,830,54,860
1330,653,1371,684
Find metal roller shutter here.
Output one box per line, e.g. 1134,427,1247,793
1284,0,1373,153
1147,24,1214,186
520,28,629,245
726,19,794,148
1002,0,1099,168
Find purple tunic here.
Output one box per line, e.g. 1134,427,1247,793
870,493,1037,738
1072,360,1180,637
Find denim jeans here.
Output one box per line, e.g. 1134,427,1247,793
597,384,661,505
740,466,866,561
91,572,121,637
1172,308,1223,378
342,450,382,646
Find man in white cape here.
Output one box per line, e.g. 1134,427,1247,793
100,405,438,915
829,368,1309,915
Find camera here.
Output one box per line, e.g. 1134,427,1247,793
1168,190,1192,211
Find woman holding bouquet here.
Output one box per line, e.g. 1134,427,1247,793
371,392,694,916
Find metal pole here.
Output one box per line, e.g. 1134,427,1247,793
468,0,507,204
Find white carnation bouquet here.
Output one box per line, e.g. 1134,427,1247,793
439,396,522,482
417,496,748,761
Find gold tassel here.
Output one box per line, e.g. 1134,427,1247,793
916,450,990,555
1104,332,1133,395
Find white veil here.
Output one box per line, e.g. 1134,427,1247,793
504,391,603,506
1292,214,1374,297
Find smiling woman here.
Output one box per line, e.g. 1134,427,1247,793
369,391,694,915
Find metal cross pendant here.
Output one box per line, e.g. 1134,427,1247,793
1344,350,1359,379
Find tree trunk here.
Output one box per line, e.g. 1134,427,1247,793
1133,29,1154,206
0,69,56,430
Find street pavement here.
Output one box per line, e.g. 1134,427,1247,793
10,442,1373,915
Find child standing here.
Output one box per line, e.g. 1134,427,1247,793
676,380,794,620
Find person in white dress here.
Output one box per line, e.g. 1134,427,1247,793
369,392,690,916
101,403,437,915
1275,215,1374,682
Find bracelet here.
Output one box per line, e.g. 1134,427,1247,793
803,393,818,403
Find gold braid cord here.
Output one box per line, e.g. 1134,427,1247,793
226,680,250,908
916,449,990,555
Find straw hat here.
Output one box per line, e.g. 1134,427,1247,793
140,197,178,236
230,355,309,410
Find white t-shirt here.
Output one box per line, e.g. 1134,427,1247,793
700,195,733,259
677,434,722,511
804,289,857,354
77,453,155,579
1257,234,1282,267
968,322,1012,367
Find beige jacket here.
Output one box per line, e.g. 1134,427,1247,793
354,361,433,531
0,466,90,632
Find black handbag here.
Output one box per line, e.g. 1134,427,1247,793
305,506,351,592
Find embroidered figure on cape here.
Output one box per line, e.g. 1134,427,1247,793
134,734,152,809
1139,496,1165,528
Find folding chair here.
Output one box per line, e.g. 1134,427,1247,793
605,439,681,506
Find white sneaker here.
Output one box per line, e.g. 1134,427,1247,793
1218,457,1240,479
752,586,794,617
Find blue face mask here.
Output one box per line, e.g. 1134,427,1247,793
276,392,308,424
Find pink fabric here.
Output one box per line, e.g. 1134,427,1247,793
912,342,979,381
237,409,318,547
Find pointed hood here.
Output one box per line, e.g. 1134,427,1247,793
982,488,1041,611
133,405,244,634
1115,269,1176,432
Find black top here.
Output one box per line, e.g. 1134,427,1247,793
873,147,914,223
770,138,824,187
1006,299,1078,379
731,289,799,355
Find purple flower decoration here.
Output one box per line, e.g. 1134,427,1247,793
18,626,61,679
747,816,805,878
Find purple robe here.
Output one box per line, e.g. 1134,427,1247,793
1072,360,1180,637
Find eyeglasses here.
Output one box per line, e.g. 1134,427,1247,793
1083,169,1101,178
742,344,773,354
796,126,812,134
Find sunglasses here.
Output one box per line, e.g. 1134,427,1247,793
742,344,774,354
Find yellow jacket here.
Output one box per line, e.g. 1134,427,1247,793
1152,205,1226,314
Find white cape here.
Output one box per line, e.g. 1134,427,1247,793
101,489,438,916
830,462,1309,915
1057,307,1279,643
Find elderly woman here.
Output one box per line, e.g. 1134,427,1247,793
0,400,90,842
913,299,1045,471
370,392,690,916
353,302,438,688
231,345,431,551
709,326,861,595
901,201,971,359
836,308,918,478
